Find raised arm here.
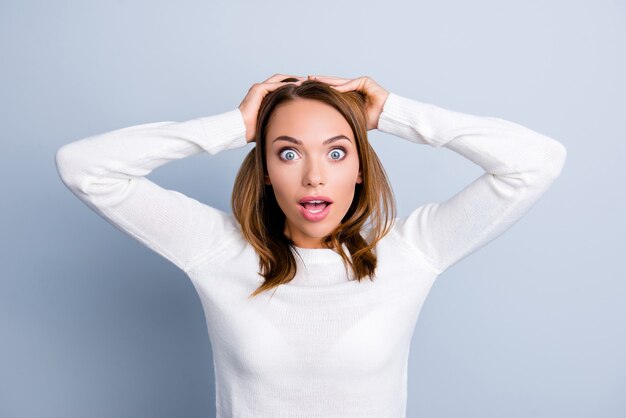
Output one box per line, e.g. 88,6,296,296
55,109,248,273
378,92,567,275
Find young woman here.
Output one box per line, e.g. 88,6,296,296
55,73,567,418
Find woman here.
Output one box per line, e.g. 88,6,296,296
55,73,567,418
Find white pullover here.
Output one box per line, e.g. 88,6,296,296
55,92,567,418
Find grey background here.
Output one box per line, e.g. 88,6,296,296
2,0,624,417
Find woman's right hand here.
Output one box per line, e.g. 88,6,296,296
238,74,306,143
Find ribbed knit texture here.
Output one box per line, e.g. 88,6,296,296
55,92,566,418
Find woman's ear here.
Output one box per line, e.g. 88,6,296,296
357,170,362,184
265,175,272,185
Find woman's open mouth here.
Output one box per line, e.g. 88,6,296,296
298,201,332,222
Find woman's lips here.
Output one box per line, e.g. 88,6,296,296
298,202,332,222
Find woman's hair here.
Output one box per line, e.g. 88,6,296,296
231,78,397,298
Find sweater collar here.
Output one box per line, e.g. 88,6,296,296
291,244,346,264
288,243,355,286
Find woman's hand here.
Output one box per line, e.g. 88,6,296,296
307,75,390,131
238,74,306,143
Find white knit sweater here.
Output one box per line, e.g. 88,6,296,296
55,92,566,418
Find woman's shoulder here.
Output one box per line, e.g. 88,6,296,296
368,214,441,275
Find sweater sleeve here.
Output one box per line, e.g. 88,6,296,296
378,92,567,275
55,108,249,273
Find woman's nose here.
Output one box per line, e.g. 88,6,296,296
303,160,325,186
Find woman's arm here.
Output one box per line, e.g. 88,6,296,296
378,92,567,275
55,108,248,273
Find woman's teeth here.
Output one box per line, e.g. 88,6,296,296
302,201,329,213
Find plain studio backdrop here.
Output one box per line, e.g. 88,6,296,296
1,0,624,417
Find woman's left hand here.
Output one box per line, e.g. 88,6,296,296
307,75,390,131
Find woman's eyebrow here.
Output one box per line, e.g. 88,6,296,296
272,135,352,145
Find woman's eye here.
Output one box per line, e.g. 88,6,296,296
329,148,346,160
278,147,346,161
279,149,299,161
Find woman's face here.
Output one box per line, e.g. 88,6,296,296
264,98,362,249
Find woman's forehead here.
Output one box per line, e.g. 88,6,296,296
267,100,353,145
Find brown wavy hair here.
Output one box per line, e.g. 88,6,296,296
231,78,396,298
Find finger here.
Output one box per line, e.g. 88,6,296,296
307,75,351,84
330,78,363,93
308,75,351,80
265,74,307,83
264,80,303,92
281,75,307,82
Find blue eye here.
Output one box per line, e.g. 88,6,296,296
279,149,299,161
329,148,346,160
277,147,347,161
